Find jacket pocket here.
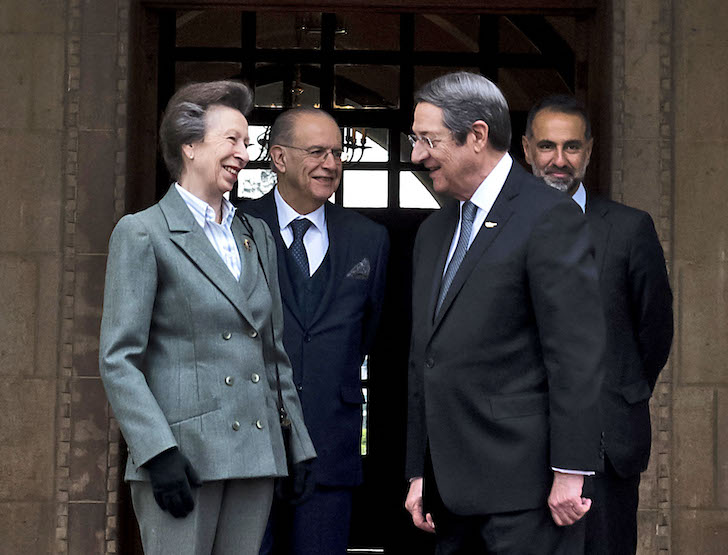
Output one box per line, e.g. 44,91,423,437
165,397,221,425
340,385,365,405
490,392,549,420
621,380,652,404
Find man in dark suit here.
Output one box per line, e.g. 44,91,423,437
522,95,673,554
404,71,606,554
238,107,389,555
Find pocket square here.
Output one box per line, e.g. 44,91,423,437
346,258,371,280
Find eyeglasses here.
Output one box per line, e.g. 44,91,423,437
276,144,344,162
408,134,448,150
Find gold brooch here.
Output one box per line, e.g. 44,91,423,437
243,239,252,251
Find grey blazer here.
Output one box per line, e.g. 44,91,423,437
99,186,315,482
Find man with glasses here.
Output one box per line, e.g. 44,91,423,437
239,107,389,555
404,72,605,553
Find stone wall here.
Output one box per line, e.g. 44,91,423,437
0,1,727,553
671,0,728,552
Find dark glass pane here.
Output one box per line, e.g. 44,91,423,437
175,10,242,48
257,12,321,49
335,65,399,109
175,62,242,89
335,12,399,51
414,14,479,52
255,63,321,108
497,67,570,112
414,66,479,93
499,16,540,54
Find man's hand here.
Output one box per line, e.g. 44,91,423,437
143,447,202,518
404,477,436,533
548,471,591,526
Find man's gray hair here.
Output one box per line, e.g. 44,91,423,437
159,80,253,181
415,71,511,152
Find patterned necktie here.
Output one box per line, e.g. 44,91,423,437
436,200,477,316
289,218,313,277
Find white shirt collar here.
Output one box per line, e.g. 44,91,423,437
175,183,236,229
273,186,327,233
467,152,513,215
572,183,586,213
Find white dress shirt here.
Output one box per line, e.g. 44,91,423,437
572,183,587,213
443,152,513,273
274,186,329,276
175,183,241,280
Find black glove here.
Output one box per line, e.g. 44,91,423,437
275,460,315,506
142,447,202,518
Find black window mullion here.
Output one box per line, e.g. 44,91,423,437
479,15,500,81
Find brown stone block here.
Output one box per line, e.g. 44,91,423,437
0,502,55,554
0,256,37,376
68,502,106,554
0,377,56,499
718,389,728,508
618,139,661,213
673,143,728,263
673,509,728,554
673,387,715,507
30,34,65,131
675,44,728,141
70,378,109,501
81,0,119,35
76,130,116,253
674,0,728,46
0,0,65,34
675,263,728,384
0,131,63,252
36,254,62,377
79,34,118,131
0,35,31,129
73,255,107,376
636,509,658,554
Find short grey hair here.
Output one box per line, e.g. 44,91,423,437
159,80,253,181
415,71,511,152
268,107,340,172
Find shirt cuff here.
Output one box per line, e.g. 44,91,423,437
552,467,595,476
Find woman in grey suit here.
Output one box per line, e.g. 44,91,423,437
99,80,316,555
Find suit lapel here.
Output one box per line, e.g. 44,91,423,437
432,167,519,331
585,195,611,276
308,202,349,327
160,186,256,327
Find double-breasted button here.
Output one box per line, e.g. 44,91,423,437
224,376,234,386
251,373,260,383
255,419,264,430
222,331,232,340
425,358,435,368
249,329,258,338
304,334,312,343
232,420,241,431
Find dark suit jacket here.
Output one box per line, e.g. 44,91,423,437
406,162,606,516
585,195,673,478
240,190,389,487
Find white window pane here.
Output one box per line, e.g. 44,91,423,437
343,128,388,163
237,169,276,199
400,171,440,208
247,125,270,162
343,170,387,208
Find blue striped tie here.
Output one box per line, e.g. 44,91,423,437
289,218,312,277
436,201,477,316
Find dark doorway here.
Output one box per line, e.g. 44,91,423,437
125,4,603,553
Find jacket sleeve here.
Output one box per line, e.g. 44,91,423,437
99,214,177,470
628,212,673,390
526,199,606,472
